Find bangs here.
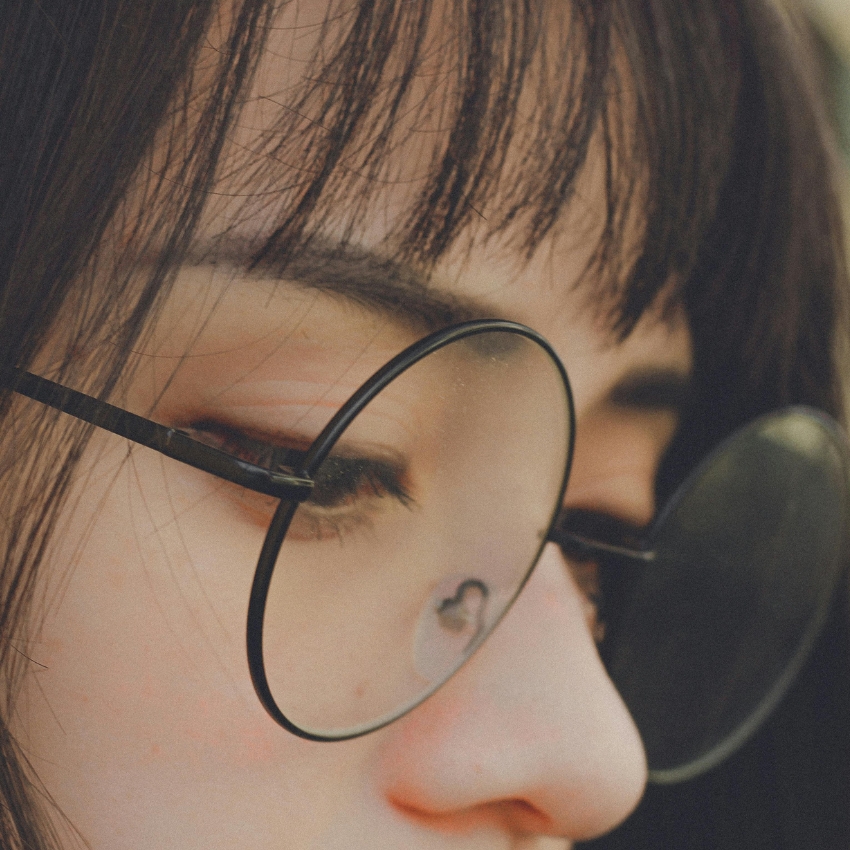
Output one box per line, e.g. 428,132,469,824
211,0,741,337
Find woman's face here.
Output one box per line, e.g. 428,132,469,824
13,5,692,849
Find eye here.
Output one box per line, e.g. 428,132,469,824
552,508,648,559
309,454,412,510
178,420,308,525
290,451,414,541
182,421,414,540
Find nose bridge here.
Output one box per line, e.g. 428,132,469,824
379,542,648,841
485,542,648,829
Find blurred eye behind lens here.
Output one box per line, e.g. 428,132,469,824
548,508,652,646
553,509,649,555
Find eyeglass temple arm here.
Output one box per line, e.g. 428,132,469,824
3,369,314,501
548,528,657,564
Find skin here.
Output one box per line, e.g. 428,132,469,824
11,3,693,848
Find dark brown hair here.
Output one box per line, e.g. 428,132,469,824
0,0,847,847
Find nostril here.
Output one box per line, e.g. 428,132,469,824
387,796,556,837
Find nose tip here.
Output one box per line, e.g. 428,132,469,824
493,543,648,838
379,543,648,842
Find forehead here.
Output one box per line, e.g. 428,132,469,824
423,235,693,415
201,0,645,265
189,0,689,392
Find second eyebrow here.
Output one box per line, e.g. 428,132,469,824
608,368,693,415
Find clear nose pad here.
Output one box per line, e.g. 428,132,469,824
413,575,495,682
437,578,489,634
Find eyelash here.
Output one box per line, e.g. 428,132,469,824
182,421,414,541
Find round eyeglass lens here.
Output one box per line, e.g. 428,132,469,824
605,408,849,783
256,327,573,739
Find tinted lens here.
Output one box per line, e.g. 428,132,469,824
256,327,572,739
606,409,849,782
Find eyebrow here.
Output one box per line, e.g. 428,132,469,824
608,367,693,416
194,236,693,415
192,237,503,333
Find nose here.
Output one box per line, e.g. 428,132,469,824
377,542,648,842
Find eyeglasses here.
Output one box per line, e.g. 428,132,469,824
5,319,848,784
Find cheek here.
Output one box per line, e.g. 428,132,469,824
30,437,252,719
27,435,260,754
12,432,367,846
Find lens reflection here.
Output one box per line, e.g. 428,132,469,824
257,327,572,739
605,408,849,783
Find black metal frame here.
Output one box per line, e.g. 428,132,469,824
7,369,315,500
246,319,577,740
7,324,848,781
4,319,582,741
576,403,848,784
